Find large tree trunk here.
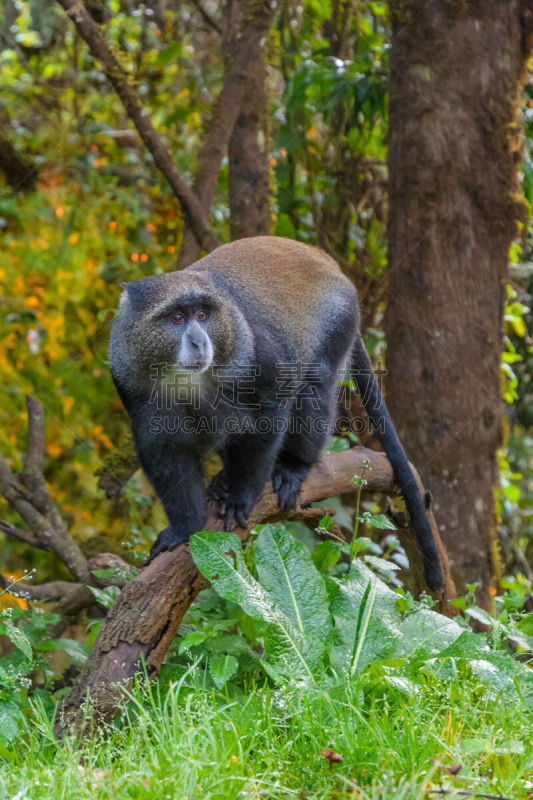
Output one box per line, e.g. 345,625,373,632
384,0,533,605
228,51,271,239
177,0,275,265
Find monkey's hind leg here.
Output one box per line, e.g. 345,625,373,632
272,389,334,511
211,431,285,530
206,467,229,506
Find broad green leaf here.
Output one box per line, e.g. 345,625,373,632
3,622,32,660
254,524,332,645
465,606,494,627
50,638,88,665
179,631,208,653
516,612,533,635
190,532,275,619
312,540,344,573
209,654,238,690
0,701,22,744
382,673,421,697
363,513,397,530
190,531,318,681
363,555,401,580
328,561,400,674
396,608,464,657
88,585,121,609
349,537,373,555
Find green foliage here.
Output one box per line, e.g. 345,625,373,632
0,2,531,792
275,2,389,284
0,657,529,799
0,581,89,745
0,526,530,799
190,522,533,704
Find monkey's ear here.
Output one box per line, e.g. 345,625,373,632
120,278,152,309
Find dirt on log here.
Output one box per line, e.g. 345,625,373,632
55,446,455,738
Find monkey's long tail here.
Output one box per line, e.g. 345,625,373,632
350,337,443,591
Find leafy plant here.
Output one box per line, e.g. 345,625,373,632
189,522,533,704
0,581,87,745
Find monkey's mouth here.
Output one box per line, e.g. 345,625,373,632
179,361,210,374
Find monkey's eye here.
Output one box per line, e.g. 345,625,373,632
172,311,185,324
196,309,208,321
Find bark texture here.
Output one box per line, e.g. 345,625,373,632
384,0,533,604
54,446,455,738
177,0,275,265
228,51,271,239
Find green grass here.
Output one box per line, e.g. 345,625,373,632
1,667,531,800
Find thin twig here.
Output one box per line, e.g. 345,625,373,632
0,573,96,615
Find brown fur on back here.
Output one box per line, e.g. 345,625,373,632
187,236,356,356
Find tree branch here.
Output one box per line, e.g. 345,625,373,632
0,397,90,583
55,446,455,738
0,573,93,612
23,394,46,485
55,0,217,254
0,553,136,615
191,0,223,35
0,520,43,550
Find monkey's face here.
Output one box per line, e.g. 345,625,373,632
113,275,236,389
169,304,214,374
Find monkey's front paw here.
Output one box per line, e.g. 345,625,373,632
272,461,310,511
206,469,229,506
145,527,184,566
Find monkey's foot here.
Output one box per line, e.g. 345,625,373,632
206,469,229,506
272,459,311,511
145,526,184,566
219,487,258,530
208,471,258,529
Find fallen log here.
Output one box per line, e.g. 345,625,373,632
55,446,455,738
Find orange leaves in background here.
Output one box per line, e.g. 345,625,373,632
90,425,113,451
25,296,41,309
0,571,28,610
46,442,63,458
0,175,175,553
61,396,75,416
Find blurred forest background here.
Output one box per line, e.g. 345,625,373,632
0,0,531,607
